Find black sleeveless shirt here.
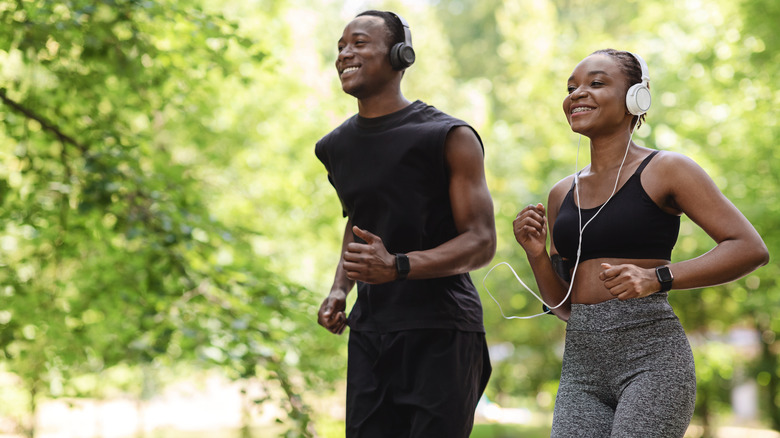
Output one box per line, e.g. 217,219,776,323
553,151,680,263
315,100,485,333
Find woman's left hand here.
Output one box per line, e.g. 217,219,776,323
599,263,659,300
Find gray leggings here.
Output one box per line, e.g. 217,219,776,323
551,293,696,438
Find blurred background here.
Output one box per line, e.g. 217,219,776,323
0,0,777,437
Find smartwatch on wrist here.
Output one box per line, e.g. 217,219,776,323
395,253,410,281
655,265,674,292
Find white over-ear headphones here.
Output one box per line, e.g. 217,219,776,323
626,52,651,116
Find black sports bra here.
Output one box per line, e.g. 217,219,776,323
552,151,680,263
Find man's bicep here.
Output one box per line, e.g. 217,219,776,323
444,127,493,233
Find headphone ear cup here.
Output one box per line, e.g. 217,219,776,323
390,42,415,70
626,83,651,115
390,42,402,70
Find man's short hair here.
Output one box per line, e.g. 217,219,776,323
356,10,405,50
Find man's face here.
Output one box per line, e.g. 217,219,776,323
336,16,396,98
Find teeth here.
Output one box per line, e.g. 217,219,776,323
572,107,593,114
342,67,358,74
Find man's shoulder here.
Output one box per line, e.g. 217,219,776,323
412,101,463,123
316,114,359,149
404,103,476,145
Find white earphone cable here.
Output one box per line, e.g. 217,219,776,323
483,125,638,319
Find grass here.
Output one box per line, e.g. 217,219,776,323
117,422,780,438
471,423,550,438
139,422,549,438
140,426,283,438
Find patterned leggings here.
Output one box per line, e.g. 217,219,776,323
551,293,696,438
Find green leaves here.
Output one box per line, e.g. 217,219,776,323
1,0,778,435
0,0,327,435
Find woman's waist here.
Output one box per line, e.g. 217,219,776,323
566,292,678,332
569,257,669,305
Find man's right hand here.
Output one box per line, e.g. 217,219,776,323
318,290,348,335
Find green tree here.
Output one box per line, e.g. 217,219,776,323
0,0,341,436
1,0,777,436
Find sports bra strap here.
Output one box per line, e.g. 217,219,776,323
634,150,660,176
569,150,660,190
569,172,580,190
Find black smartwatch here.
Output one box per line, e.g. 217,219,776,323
655,266,674,292
395,253,410,281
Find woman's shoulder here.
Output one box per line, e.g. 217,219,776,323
547,174,577,214
642,149,717,212
645,149,707,180
648,149,699,167
551,173,576,195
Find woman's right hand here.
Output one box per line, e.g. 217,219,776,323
513,203,548,257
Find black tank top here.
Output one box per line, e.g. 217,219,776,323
552,151,680,262
315,100,485,333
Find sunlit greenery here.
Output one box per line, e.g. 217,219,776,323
0,0,777,437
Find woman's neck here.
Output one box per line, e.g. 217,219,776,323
588,131,635,173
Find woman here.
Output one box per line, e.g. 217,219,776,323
513,49,769,437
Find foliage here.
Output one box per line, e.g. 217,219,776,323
470,423,550,438
0,0,340,436
0,0,777,435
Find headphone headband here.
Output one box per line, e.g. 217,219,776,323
388,12,415,70
390,12,413,48
630,52,650,85
626,52,651,116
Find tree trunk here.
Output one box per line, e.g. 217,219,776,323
757,319,780,431
699,385,713,438
26,378,38,438
240,381,252,438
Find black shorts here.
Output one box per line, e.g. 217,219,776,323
346,329,491,438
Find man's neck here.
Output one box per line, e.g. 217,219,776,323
357,93,412,118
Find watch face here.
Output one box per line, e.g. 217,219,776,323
396,254,410,275
657,266,673,282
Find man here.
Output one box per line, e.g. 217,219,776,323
315,10,496,437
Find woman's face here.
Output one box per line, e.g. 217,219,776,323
563,54,632,137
